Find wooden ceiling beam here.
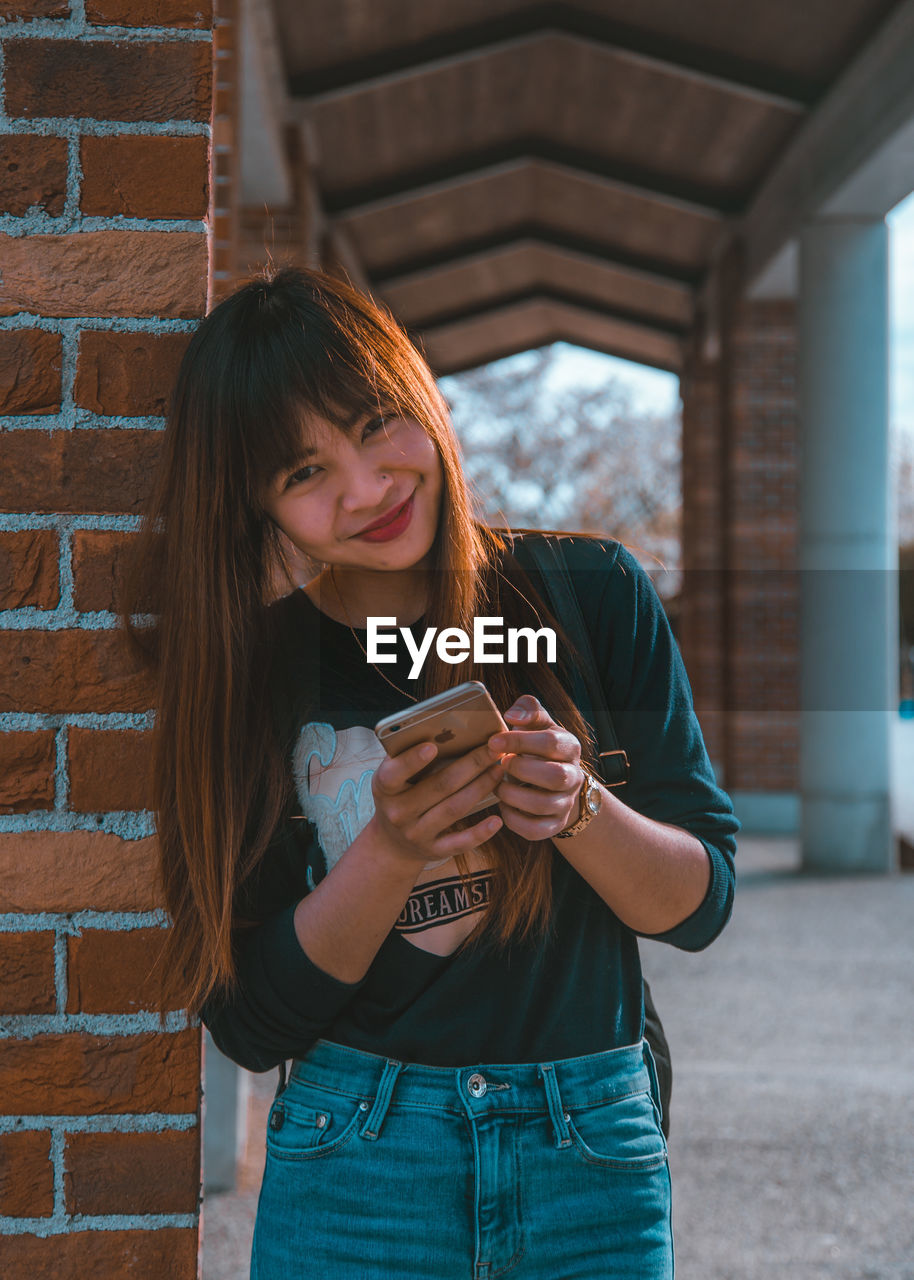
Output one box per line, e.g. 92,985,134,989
429,335,681,377
288,5,810,114
370,225,702,292
323,140,737,222
403,285,688,340
327,153,727,225
423,302,682,376
740,0,914,287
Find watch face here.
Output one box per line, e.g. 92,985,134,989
586,789,600,815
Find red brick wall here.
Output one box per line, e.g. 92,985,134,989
0,4,210,1273
210,0,239,303
681,292,800,793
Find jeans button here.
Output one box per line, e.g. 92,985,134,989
467,1073,487,1098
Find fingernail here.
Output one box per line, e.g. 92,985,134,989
489,734,506,752
508,706,529,720
419,743,437,760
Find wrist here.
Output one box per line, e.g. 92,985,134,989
360,815,428,882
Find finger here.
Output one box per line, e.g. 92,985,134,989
503,695,550,727
495,778,569,816
501,754,581,792
411,761,505,840
430,811,504,858
488,727,581,761
417,740,502,802
497,802,566,841
374,740,438,795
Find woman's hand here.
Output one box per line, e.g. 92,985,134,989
487,695,586,840
370,740,505,868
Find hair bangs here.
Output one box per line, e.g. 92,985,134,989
226,284,407,504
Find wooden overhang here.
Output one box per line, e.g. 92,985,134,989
271,0,904,376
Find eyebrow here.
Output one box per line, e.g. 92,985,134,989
281,407,393,473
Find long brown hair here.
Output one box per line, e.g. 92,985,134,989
124,266,600,1015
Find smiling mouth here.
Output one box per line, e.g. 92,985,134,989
354,493,414,536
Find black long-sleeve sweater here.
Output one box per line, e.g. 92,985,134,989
202,535,740,1072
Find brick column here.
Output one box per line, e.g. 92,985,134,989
681,280,800,812
0,4,210,1275
210,0,239,303
680,336,728,777
727,299,800,796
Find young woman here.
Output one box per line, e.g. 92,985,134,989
127,266,739,1279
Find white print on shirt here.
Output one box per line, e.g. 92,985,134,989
291,719,493,953
292,722,381,873
396,870,493,933
367,616,557,679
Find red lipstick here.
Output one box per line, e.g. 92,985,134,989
354,494,415,543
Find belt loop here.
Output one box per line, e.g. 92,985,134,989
274,1060,288,1099
359,1059,403,1142
537,1062,572,1148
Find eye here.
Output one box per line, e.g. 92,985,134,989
362,414,390,440
283,463,319,489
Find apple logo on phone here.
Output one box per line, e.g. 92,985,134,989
435,729,455,743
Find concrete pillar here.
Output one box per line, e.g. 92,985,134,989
202,1031,249,1194
798,218,896,871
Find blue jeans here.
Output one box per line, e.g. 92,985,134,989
251,1038,673,1279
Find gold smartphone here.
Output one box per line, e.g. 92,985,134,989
374,680,507,814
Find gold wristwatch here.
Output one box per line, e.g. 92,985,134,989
555,764,603,839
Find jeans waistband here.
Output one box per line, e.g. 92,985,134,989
287,1038,653,1145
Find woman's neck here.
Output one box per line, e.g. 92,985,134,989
306,564,432,629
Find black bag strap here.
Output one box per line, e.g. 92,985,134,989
511,534,630,788
510,532,671,1136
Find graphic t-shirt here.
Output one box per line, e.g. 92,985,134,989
287,624,498,957
204,536,741,1071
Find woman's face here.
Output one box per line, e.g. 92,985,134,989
263,407,444,574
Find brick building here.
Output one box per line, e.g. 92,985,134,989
0,0,910,1272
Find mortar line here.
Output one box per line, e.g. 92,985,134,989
0,1212,199,1238
56,522,75,607
0,710,155,728
50,1129,67,1220
54,723,69,813
0,315,197,331
0,1113,198,1133
0,811,156,838
0,1009,193,1036
0,214,209,235
65,129,82,225
0,911,169,933
1,117,211,134
0,18,210,41
54,928,68,1014
55,319,78,431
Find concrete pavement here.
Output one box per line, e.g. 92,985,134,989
641,832,914,1280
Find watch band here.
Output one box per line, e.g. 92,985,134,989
555,764,602,839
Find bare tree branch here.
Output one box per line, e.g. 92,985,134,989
441,345,682,577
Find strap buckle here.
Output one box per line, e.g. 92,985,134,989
598,748,630,787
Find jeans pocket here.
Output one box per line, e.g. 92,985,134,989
265,1083,366,1163
566,1088,668,1171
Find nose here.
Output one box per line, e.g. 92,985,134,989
338,454,393,514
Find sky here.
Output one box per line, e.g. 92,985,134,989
446,190,914,432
